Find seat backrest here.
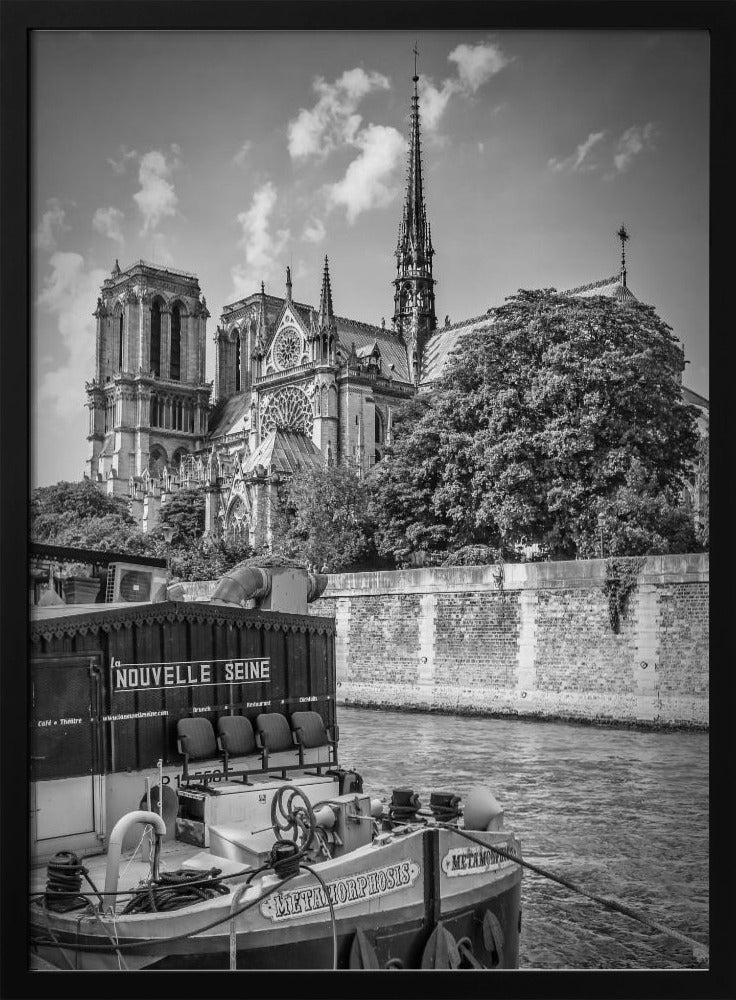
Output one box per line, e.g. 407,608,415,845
217,715,257,756
177,717,217,760
291,711,328,749
254,712,293,752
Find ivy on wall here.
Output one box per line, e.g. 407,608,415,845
602,557,646,632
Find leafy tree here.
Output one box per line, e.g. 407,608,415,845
368,396,456,566
156,486,207,546
371,289,699,562
31,479,135,542
270,462,376,573
169,535,252,582
694,433,709,549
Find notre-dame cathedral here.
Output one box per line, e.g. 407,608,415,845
84,67,709,548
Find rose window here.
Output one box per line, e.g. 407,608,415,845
260,386,313,435
273,327,302,370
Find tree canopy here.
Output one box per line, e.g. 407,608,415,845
30,479,248,581
156,486,207,546
31,479,148,553
270,462,377,573
370,289,700,562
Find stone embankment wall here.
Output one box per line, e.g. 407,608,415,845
181,554,708,729
315,555,708,729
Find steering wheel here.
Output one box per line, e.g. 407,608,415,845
271,785,317,851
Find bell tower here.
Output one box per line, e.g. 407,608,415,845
393,46,437,384
85,260,211,495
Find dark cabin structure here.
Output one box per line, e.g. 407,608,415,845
30,569,335,860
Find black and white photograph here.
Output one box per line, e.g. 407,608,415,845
2,2,727,990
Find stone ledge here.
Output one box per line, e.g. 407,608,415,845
324,553,709,597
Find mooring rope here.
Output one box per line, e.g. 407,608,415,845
441,824,709,964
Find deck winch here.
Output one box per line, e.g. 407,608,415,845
388,787,422,824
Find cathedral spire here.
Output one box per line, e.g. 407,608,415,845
617,224,629,288
318,255,335,328
393,45,436,384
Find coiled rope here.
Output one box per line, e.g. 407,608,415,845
43,852,103,913
31,870,297,954
440,824,709,965
121,867,230,914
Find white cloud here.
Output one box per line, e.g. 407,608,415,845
107,145,138,175
35,198,71,251
36,252,107,421
613,123,658,173
327,124,405,224
416,39,511,133
448,39,511,93
92,206,125,244
288,67,390,161
233,140,253,167
548,131,607,173
302,217,326,244
418,77,460,131
133,146,181,235
231,181,290,298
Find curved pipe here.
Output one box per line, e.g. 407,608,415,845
104,810,167,898
211,566,271,607
306,573,328,603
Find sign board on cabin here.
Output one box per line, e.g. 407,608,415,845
110,657,271,692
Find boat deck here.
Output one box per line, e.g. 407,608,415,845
31,769,341,908
30,835,252,904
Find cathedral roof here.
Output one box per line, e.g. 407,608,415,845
564,273,638,303
419,314,494,386
682,386,709,412
208,390,252,439
419,268,638,386
241,428,324,477
334,316,412,383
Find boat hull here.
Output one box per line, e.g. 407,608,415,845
30,827,522,970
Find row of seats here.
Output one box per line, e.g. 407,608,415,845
176,710,339,783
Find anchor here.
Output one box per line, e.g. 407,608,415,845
420,921,462,969
348,928,380,969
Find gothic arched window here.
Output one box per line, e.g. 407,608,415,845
170,305,181,381
118,312,124,371
235,335,241,392
225,495,250,545
150,301,162,376
148,445,168,478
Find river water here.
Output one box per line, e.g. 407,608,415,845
336,705,709,970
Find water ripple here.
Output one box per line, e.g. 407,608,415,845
337,706,708,970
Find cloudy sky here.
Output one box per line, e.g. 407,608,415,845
32,30,709,488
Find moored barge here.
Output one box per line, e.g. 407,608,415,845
29,560,522,970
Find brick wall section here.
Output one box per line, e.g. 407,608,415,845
433,592,519,688
534,589,637,694
180,554,708,728
319,555,709,729
658,584,709,696
345,594,422,684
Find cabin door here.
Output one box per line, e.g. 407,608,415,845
30,654,104,851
